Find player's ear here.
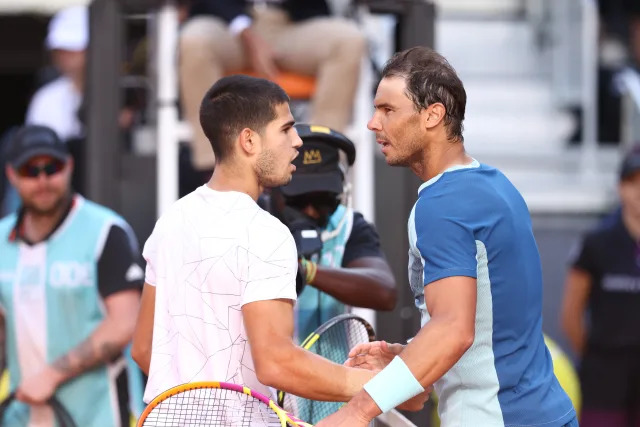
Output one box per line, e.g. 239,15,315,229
423,102,446,130
238,128,258,155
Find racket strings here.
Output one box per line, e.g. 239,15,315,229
141,387,284,427
283,319,372,424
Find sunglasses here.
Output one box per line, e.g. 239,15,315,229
17,159,66,178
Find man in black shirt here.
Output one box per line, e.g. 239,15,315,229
561,146,640,427
179,0,366,180
271,124,396,340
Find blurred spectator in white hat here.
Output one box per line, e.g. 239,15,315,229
25,5,88,142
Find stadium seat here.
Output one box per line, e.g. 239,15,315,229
224,70,317,100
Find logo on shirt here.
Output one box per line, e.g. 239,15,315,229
125,263,144,282
602,274,640,293
49,261,92,288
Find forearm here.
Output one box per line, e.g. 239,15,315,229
348,317,473,420
262,344,374,402
132,345,151,376
400,316,473,386
311,265,396,310
51,317,133,384
562,316,586,357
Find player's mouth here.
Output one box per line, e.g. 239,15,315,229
377,138,391,153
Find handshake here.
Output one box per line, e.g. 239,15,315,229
313,341,433,427
344,340,434,412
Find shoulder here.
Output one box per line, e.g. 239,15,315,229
350,211,375,233
252,208,293,240
75,197,137,241
77,197,128,226
582,220,620,249
0,214,17,240
28,77,73,105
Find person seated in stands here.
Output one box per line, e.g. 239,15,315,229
179,0,367,187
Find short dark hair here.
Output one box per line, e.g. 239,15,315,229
381,47,466,141
199,75,290,162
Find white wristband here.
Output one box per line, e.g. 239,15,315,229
363,356,425,413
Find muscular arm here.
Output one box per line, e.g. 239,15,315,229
132,283,155,375
310,257,397,311
346,275,477,419
50,289,140,383
560,268,591,357
243,298,374,401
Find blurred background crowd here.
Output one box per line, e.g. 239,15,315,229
0,0,639,425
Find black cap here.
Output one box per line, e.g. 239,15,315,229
6,125,69,169
280,124,356,197
620,145,640,181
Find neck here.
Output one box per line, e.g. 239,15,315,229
22,194,72,243
410,136,471,182
622,207,640,241
207,162,261,201
70,73,84,94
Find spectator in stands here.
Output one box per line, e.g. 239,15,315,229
271,124,396,342
179,0,367,185
598,0,640,69
25,5,87,142
0,125,144,426
561,145,640,427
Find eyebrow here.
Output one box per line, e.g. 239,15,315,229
281,119,295,130
374,102,395,110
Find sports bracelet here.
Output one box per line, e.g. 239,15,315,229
363,356,425,413
305,259,317,284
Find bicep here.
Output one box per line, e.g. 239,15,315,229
133,283,156,338
345,256,392,272
103,289,141,326
424,276,477,330
242,299,294,353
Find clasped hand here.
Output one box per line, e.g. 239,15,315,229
344,340,434,412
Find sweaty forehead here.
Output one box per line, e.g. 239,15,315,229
375,76,410,103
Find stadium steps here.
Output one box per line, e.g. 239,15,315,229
434,16,620,213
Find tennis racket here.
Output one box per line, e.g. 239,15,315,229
0,392,76,426
137,381,313,427
278,313,376,424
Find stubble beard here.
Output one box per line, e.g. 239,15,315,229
255,149,289,188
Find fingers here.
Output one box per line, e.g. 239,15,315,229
348,341,382,358
344,354,377,369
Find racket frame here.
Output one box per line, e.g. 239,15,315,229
277,313,376,408
137,381,312,427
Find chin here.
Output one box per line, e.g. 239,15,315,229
385,156,406,167
260,175,292,189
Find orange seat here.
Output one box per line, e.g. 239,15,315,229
225,70,316,100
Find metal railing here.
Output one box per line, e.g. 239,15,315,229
617,67,640,151
526,0,599,166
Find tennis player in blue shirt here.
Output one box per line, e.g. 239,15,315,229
318,47,577,427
